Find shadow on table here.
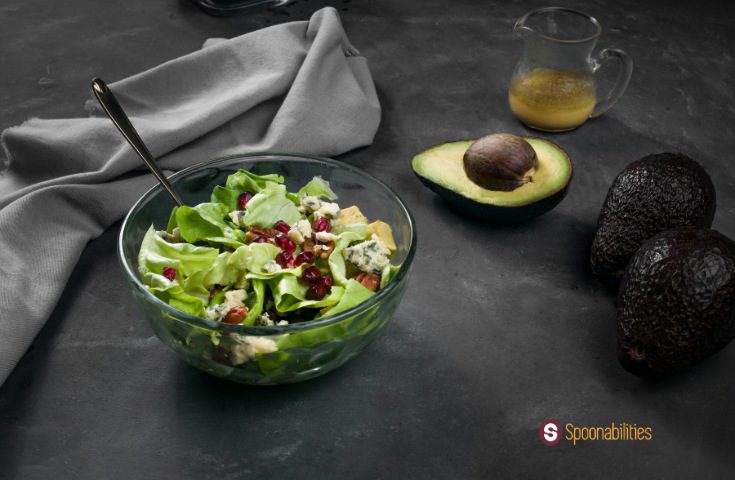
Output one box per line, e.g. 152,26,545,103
163,318,517,479
0,227,115,479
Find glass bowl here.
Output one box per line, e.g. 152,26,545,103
118,154,416,385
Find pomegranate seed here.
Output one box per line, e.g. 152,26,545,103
162,267,177,281
294,251,315,266
301,265,321,284
276,250,293,268
274,234,296,253
313,216,330,232
306,283,328,300
319,276,333,288
238,192,254,210
251,235,268,243
273,220,290,234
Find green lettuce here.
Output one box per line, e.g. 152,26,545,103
180,252,242,299
237,182,301,228
331,222,371,237
166,206,179,233
139,227,247,314
148,279,207,316
212,169,286,211
270,275,345,312
171,202,243,247
319,279,374,317
297,176,338,200
210,185,241,211
139,226,220,277
225,170,284,193
243,279,266,325
380,265,400,289
229,242,281,273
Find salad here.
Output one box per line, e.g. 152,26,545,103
138,169,399,368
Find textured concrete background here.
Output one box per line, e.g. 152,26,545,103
1,0,735,478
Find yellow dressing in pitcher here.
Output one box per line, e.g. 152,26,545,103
509,68,596,131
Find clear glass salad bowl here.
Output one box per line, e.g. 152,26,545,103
119,154,416,385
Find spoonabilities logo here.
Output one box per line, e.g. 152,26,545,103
539,419,562,446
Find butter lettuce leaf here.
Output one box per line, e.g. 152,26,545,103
210,185,241,211
139,227,245,312
229,243,281,273
174,202,243,247
380,264,400,289
181,252,241,296
138,226,220,277
142,271,207,316
243,279,266,325
270,275,344,312
225,170,284,192
237,183,302,228
318,279,374,317
331,222,371,237
297,176,338,200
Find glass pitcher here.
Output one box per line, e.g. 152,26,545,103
508,7,633,132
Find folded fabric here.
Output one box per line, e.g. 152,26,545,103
0,6,381,385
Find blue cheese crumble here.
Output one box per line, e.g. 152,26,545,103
230,335,278,365
256,313,275,326
224,289,247,308
315,231,339,243
315,201,340,219
300,195,322,213
300,195,340,219
343,235,391,273
288,219,312,245
204,303,229,322
228,210,245,226
264,260,281,274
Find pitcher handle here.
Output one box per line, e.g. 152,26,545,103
590,48,633,118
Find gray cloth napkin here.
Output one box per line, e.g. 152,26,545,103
0,7,380,385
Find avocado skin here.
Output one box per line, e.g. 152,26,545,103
617,228,735,376
591,153,715,279
414,173,570,224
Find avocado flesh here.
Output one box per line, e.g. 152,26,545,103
617,228,735,376
590,153,716,279
412,138,571,208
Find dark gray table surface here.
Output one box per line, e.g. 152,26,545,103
2,0,734,478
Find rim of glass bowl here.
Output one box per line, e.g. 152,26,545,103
118,152,417,336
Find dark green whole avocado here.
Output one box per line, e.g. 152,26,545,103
617,228,735,376
590,153,715,279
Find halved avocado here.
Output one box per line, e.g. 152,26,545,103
411,137,572,223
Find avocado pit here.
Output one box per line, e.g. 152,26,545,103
463,133,538,192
